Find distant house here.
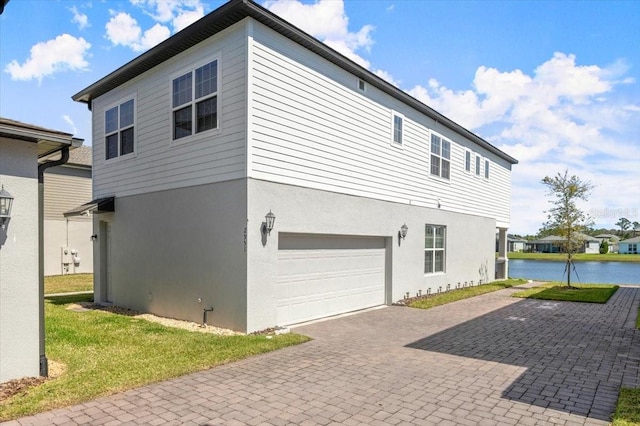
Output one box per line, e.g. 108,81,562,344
527,233,599,254
619,236,640,255
70,0,518,333
594,234,620,253
508,236,527,252
0,117,82,382
43,146,92,275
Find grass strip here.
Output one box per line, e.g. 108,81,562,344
511,282,618,303
44,274,93,294
613,388,640,426
408,278,528,310
0,294,309,421
507,252,640,263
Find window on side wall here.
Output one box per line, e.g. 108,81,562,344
391,112,403,146
430,134,451,179
465,150,471,172
105,98,135,160
172,59,219,140
475,155,481,176
425,224,446,273
485,159,490,179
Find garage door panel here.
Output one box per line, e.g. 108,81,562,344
277,235,386,326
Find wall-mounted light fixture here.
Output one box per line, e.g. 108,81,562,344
399,223,408,240
264,210,276,235
0,185,14,229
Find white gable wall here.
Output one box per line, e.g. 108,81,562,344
247,20,512,228
90,22,249,200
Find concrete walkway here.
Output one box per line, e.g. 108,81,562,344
5,283,640,425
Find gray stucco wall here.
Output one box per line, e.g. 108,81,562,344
44,220,93,275
93,179,248,331
0,139,39,382
246,178,496,332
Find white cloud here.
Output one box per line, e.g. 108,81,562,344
105,11,170,52
70,6,89,30
264,0,374,69
62,115,78,135
106,1,204,52
4,34,91,82
131,0,205,33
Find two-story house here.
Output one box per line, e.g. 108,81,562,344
71,0,517,333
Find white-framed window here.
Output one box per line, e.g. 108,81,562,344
105,97,135,160
425,224,446,273
465,150,471,173
172,59,219,140
430,134,451,179
391,111,403,145
630,244,638,254
475,154,481,176
484,159,490,179
358,79,366,91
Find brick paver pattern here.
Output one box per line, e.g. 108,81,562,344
4,283,640,425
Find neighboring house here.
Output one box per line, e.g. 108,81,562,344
44,146,93,275
619,236,640,255
508,236,527,252
0,117,81,383
527,233,599,254
594,234,619,253
71,0,518,333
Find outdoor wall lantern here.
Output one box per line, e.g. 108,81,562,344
264,210,276,235
399,223,408,240
0,185,14,229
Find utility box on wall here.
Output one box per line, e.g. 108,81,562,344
60,246,80,274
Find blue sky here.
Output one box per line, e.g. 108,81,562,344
1,0,638,234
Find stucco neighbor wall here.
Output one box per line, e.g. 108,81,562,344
246,179,496,333
93,179,248,331
0,139,39,383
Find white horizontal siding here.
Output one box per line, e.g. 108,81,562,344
43,167,92,221
91,21,249,199
248,21,512,226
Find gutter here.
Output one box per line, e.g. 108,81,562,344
37,147,70,377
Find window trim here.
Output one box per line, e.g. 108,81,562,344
484,159,490,179
475,154,482,176
170,56,221,144
104,94,137,162
430,133,451,180
464,150,471,173
390,111,404,147
424,224,446,274
358,78,366,92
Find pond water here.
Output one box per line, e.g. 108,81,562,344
508,259,640,285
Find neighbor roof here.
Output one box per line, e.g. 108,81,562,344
620,236,640,243
0,117,83,158
72,0,517,165
67,145,92,167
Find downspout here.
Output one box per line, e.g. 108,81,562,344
37,147,70,377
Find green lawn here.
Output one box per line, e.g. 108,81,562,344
507,252,640,262
511,282,618,303
408,279,528,310
613,389,640,425
0,294,310,421
44,274,93,294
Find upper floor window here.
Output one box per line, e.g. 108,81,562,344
430,134,450,179
172,60,218,140
484,159,490,179
475,155,481,176
425,224,446,273
105,98,135,160
465,150,471,173
358,79,366,91
391,112,403,145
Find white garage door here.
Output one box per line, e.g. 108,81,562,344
276,234,386,326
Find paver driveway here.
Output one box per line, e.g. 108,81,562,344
5,283,640,426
